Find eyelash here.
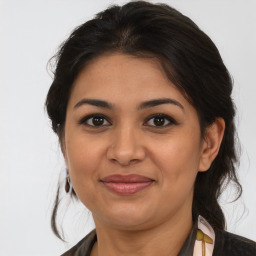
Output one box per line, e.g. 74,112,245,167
78,113,177,128
78,114,111,127
144,114,177,127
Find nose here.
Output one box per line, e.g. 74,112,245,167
107,126,146,166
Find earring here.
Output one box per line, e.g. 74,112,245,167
65,174,73,195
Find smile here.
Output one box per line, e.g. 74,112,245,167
100,174,154,195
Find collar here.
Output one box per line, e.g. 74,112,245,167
76,215,215,256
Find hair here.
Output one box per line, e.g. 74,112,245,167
45,1,241,239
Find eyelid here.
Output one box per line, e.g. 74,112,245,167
78,113,177,128
144,113,177,127
78,113,112,126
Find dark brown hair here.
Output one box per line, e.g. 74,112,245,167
46,1,241,239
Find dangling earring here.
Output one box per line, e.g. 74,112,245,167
65,174,73,195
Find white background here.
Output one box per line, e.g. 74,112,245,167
0,0,255,255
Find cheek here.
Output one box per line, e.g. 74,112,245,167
65,133,105,191
149,132,202,187
65,140,105,210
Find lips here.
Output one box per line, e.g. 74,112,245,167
100,174,154,195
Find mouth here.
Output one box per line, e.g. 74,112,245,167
100,174,154,195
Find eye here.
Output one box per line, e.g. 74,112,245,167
144,114,177,127
79,114,111,127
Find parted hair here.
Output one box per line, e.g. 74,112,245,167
45,1,241,239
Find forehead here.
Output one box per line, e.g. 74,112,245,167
69,53,189,109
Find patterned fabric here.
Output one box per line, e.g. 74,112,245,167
193,216,215,256
61,216,256,256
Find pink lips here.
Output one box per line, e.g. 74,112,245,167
100,174,154,195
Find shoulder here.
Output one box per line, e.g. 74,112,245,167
60,238,85,256
213,229,256,256
60,230,97,256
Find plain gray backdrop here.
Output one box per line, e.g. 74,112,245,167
0,0,255,255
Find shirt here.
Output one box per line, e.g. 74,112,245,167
60,216,256,256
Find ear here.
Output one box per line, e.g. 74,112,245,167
198,118,225,172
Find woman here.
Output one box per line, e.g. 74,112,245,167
45,1,256,255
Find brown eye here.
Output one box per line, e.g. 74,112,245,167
91,116,105,126
145,114,176,127
79,114,111,127
152,116,166,126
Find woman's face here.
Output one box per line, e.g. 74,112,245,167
63,53,209,230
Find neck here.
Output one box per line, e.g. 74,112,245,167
91,211,193,256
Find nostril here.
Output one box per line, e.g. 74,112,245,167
109,157,139,166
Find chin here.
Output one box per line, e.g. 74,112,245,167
95,206,152,230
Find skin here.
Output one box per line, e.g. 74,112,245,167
62,53,225,256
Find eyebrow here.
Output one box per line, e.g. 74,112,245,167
74,98,184,111
74,99,113,109
138,98,184,111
